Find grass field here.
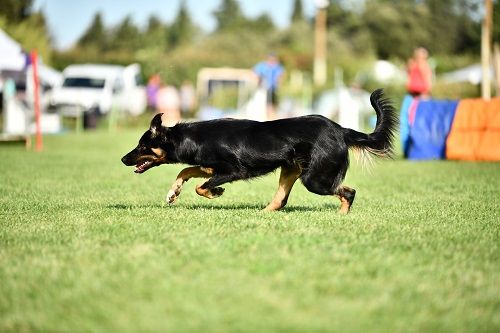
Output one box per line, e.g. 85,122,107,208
0,130,499,333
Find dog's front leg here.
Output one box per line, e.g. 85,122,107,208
167,166,214,203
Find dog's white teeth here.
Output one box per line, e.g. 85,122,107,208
136,161,151,171
138,162,149,169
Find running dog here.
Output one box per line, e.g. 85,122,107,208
121,89,397,213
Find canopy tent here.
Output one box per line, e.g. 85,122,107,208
440,64,494,85
372,60,407,84
0,29,25,72
0,29,62,87
1,29,62,137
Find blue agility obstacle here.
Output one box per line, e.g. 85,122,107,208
405,99,458,160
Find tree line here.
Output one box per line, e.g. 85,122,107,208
1,0,499,87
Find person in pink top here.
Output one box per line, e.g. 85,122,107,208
407,47,432,98
156,84,181,127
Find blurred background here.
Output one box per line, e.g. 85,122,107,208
0,0,499,140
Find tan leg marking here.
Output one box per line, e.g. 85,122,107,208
336,185,356,215
195,184,225,199
339,197,350,214
166,166,214,203
264,165,302,211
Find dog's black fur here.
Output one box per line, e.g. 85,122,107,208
122,89,397,212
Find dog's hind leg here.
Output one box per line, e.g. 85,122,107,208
195,168,256,200
167,166,214,203
264,165,302,211
195,184,225,199
300,153,356,214
194,173,239,199
334,185,356,214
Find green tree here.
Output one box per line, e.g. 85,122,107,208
0,0,33,23
453,0,481,53
213,0,246,31
143,14,167,50
291,0,304,22
368,0,480,55
108,15,141,51
77,12,107,50
247,13,275,33
146,15,163,33
326,0,351,29
495,0,500,43
326,0,370,49
363,0,430,59
426,0,466,53
132,15,167,75
168,0,196,48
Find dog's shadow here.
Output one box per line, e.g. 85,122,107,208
182,203,317,212
106,203,320,212
106,203,162,210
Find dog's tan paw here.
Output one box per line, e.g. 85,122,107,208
210,187,225,198
339,197,351,214
195,185,225,199
166,190,178,204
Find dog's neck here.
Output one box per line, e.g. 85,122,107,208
157,123,191,164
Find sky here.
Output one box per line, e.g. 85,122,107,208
33,0,317,50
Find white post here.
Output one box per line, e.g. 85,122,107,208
314,0,329,87
481,0,493,100
494,43,500,96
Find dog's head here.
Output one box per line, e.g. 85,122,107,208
121,113,169,174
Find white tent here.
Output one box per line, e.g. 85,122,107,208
0,29,25,71
0,29,62,87
440,63,494,85
373,60,407,84
1,29,62,135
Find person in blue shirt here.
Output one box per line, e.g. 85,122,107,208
253,53,284,120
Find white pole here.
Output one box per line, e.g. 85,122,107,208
314,0,329,87
481,0,493,100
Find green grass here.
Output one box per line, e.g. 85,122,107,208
0,131,499,333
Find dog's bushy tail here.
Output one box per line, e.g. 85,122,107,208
343,89,398,160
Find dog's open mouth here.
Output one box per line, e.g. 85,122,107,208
135,160,154,174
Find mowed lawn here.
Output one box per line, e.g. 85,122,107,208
0,130,499,333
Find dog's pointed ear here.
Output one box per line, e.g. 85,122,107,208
150,113,164,137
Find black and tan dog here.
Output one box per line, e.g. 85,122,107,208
121,89,397,213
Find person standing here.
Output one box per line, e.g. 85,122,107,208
407,47,432,98
253,53,284,120
156,83,181,127
146,73,161,112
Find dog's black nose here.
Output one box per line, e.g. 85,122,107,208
121,156,127,165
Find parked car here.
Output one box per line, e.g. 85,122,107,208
48,63,146,117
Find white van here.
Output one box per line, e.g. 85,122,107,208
48,63,146,117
